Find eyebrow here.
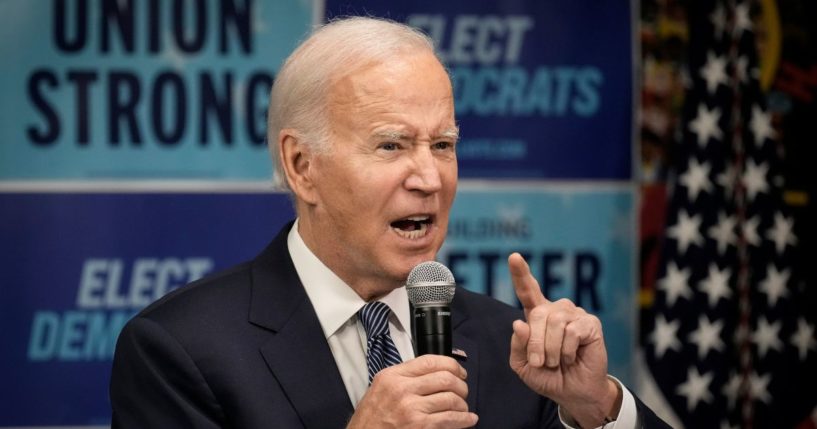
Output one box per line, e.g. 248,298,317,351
373,127,460,140
439,127,460,141
372,126,460,142
373,130,412,141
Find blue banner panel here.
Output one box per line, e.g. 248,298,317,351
442,187,637,382
0,192,294,426
0,1,313,180
1,186,635,425
326,0,634,180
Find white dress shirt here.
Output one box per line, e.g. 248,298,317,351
287,221,416,406
287,220,637,428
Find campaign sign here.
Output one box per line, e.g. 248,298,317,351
326,0,634,180
0,0,313,180
442,186,637,382
0,186,635,425
0,192,294,426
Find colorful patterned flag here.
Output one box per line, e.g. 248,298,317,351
644,1,817,427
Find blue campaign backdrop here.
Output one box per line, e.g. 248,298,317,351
1,0,632,181
0,1,312,180
0,188,635,426
327,0,634,180
0,193,292,425
442,187,637,381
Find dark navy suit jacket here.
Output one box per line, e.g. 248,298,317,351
110,224,670,428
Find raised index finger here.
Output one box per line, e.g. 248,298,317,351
508,252,548,312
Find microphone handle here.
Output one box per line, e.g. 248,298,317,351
413,306,452,356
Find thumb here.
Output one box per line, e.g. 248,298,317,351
509,320,531,373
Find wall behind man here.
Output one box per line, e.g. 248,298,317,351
0,0,637,426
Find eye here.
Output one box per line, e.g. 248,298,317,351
379,142,400,151
432,141,454,151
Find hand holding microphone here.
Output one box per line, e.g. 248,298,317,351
348,261,477,429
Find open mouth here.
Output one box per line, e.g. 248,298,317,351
390,215,433,239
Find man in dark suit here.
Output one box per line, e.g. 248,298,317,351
110,16,670,429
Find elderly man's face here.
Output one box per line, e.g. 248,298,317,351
309,50,458,294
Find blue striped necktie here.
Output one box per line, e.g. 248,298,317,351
358,301,403,384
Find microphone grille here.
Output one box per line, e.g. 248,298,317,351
405,261,455,307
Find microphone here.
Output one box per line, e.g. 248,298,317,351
405,261,456,356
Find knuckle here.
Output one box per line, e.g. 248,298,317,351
446,372,467,393
444,392,461,409
528,334,545,345
565,321,581,337
420,355,437,372
443,356,459,373
549,311,570,326
529,305,548,320
589,314,601,326
580,314,601,329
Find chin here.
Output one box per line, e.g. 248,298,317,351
401,254,437,275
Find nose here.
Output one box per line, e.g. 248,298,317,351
404,146,442,194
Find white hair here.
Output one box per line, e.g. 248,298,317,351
266,16,438,191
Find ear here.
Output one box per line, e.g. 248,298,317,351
278,129,319,205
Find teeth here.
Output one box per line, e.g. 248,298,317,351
406,216,429,221
393,220,429,239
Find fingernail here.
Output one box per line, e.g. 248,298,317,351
547,357,558,368
529,353,541,366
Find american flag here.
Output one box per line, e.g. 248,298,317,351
644,1,817,427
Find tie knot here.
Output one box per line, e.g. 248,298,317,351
358,301,392,339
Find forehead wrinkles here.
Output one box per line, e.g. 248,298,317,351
326,69,392,123
327,57,455,134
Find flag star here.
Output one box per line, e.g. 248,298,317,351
750,105,775,147
759,264,790,307
650,314,682,358
742,215,762,247
716,164,737,198
679,158,713,201
734,2,753,35
689,315,726,358
699,264,732,307
707,212,737,255
676,367,714,411
766,212,797,254
791,318,817,361
722,372,743,409
742,159,769,201
658,262,693,307
748,372,772,404
710,4,726,39
667,210,704,254
700,51,729,94
752,317,784,358
688,104,723,147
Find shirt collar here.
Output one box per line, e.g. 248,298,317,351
287,219,412,339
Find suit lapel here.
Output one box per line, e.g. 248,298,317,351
453,330,479,412
451,293,480,413
249,224,354,428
